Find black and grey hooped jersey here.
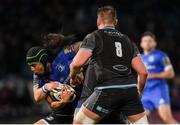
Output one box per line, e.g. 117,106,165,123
80,27,140,86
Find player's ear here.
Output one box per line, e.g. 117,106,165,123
97,16,101,27
114,19,118,26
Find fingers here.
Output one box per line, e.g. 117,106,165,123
70,75,83,87
60,87,74,102
46,81,60,91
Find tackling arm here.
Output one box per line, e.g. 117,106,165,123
131,55,148,93
70,49,92,80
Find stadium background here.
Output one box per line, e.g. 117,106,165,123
0,0,180,123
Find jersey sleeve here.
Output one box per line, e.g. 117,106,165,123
80,33,96,51
132,42,140,58
160,53,173,71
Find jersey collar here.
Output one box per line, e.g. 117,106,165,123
143,49,156,56
102,26,115,29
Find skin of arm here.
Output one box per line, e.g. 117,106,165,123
131,55,148,93
33,82,59,103
46,96,67,110
46,88,74,110
148,67,175,79
70,49,92,81
33,86,47,103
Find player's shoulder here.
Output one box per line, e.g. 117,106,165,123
154,49,168,57
85,30,98,39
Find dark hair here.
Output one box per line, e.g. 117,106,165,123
97,5,117,23
141,31,156,41
42,33,76,61
42,33,75,50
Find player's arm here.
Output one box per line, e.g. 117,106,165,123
132,55,148,93
148,56,175,79
33,86,47,103
46,96,67,110
33,76,59,103
46,88,73,110
32,74,47,103
70,49,92,80
70,33,95,83
130,42,148,93
33,82,59,103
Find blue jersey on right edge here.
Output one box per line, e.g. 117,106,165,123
141,49,173,111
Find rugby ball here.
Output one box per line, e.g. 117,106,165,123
49,83,76,102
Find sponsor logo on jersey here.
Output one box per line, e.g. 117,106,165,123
148,56,154,62
57,64,65,72
159,98,165,104
146,65,156,70
64,47,71,54
113,65,128,71
104,30,123,37
96,105,109,114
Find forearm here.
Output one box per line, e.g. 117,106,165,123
149,70,175,79
138,74,147,93
70,62,82,79
131,56,148,93
33,87,47,103
50,100,67,110
71,49,92,71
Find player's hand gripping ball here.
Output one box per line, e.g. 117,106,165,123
49,83,76,103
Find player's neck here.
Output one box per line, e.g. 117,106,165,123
144,49,155,55
98,24,115,29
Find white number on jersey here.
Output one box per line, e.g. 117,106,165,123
115,42,122,57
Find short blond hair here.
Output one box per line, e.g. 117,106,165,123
97,6,117,24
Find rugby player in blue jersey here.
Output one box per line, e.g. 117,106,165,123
140,32,178,123
26,33,83,124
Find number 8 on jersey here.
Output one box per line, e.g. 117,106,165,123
115,42,122,57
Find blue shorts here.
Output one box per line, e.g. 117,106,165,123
141,83,170,111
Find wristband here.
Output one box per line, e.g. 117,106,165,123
42,85,48,93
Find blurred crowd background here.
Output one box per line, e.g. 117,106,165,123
0,0,180,123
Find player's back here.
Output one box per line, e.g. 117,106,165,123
87,28,138,86
50,45,76,83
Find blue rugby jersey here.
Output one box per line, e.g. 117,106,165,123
141,49,172,90
33,45,76,87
